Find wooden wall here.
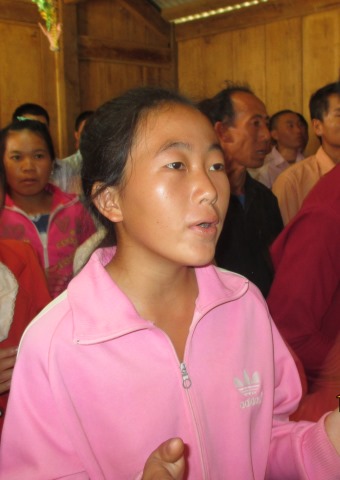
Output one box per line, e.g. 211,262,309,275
0,0,174,157
1,0,339,157
176,0,340,155
76,0,174,113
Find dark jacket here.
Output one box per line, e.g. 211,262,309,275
215,173,283,297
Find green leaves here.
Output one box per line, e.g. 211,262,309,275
31,0,56,31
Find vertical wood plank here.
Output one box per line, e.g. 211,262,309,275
232,25,266,102
265,18,303,115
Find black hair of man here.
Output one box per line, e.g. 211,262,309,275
269,110,297,131
309,81,340,121
12,103,50,126
197,81,253,126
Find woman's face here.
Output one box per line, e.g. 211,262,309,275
107,104,230,268
3,129,53,199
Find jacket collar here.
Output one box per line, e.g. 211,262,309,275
316,146,337,176
5,183,78,211
69,248,249,344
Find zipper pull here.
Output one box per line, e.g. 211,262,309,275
180,362,192,389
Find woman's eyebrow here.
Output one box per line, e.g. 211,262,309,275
158,141,223,154
158,141,192,153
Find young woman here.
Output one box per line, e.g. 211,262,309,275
0,120,96,297
0,159,51,436
0,87,339,478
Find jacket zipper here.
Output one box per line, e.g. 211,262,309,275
5,200,75,269
180,362,192,389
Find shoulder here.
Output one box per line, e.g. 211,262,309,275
246,174,279,202
19,291,71,353
211,265,267,304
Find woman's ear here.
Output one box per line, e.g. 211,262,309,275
92,183,123,223
214,121,232,143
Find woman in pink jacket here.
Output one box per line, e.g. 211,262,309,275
0,119,96,298
0,87,340,479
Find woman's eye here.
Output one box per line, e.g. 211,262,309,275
166,162,184,170
210,163,225,171
10,155,20,161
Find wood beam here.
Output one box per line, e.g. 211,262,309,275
78,35,171,66
0,0,39,23
175,0,340,41
118,0,171,38
63,0,87,4
162,0,251,22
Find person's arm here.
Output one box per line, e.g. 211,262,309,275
141,438,185,480
267,209,340,376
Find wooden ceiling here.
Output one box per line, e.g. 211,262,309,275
147,0,269,22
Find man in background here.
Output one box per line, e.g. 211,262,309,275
251,109,307,188
272,81,340,225
199,83,283,297
52,110,94,196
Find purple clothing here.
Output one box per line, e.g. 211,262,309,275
0,248,339,478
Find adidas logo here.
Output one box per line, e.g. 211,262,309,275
234,370,260,396
234,371,263,409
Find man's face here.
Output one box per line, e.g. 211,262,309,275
217,92,271,170
271,112,306,151
313,94,340,152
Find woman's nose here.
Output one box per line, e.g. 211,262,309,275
195,171,218,205
21,157,35,171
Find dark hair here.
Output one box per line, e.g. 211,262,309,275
12,103,50,126
80,86,194,241
269,109,297,131
75,110,94,132
309,81,340,121
0,119,56,165
197,81,253,126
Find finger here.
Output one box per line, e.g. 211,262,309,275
0,369,13,394
0,347,18,359
0,355,17,374
142,438,185,480
156,438,185,463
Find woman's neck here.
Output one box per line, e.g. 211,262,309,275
106,251,198,361
10,189,52,215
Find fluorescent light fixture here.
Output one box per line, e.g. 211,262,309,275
173,0,269,24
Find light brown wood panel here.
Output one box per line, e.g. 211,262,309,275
231,25,266,102
0,22,48,124
177,37,207,99
78,0,169,47
79,60,153,110
265,17,303,115
178,32,234,101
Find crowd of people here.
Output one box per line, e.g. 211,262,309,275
0,80,339,478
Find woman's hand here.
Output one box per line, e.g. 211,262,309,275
142,438,185,480
0,347,17,394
